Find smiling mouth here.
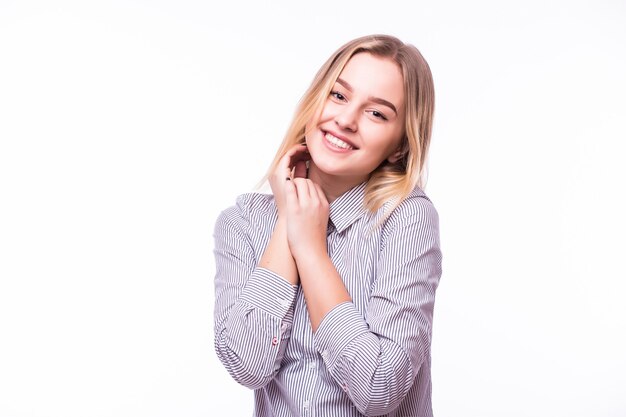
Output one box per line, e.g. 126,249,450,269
323,131,357,150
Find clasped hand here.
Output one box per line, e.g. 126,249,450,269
268,144,329,260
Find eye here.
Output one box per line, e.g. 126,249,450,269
330,91,346,101
370,110,388,121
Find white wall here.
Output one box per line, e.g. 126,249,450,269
1,1,624,416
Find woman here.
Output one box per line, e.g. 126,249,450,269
213,34,442,417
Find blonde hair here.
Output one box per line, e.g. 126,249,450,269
263,34,435,216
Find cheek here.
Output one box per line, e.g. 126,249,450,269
304,123,322,149
305,103,331,135
384,124,405,149
370,132,404,162
369,125,402,148
319,100,343,121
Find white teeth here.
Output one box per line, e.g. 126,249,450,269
324,132,354,150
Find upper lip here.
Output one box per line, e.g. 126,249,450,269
322,129,359,149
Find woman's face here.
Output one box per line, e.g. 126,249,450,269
305,52,406,185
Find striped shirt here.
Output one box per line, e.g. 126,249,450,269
213,182,442,417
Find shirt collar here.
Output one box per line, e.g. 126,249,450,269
328,182,367,234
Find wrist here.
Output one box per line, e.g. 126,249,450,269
274,216,288,231
291,242,328,264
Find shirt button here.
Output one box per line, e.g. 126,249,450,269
271,336,278,346
308,362,316,369
303,400,309,409
280,323,288,331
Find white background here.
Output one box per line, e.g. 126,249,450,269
1,0,625,416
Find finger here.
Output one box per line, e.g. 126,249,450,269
311,182,329,206
292,178,310,202
288,144,310,168
277,144,309,180
284,177,297,209
293,160,307,179
306,181,322,210
277,152,294,180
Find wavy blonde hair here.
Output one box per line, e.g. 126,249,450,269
263,34,435,216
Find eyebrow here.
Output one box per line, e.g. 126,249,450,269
336,78,398,115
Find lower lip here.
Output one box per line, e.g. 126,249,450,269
322,131,355,153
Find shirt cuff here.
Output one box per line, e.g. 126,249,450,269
314,302,369,370
239,267,298,318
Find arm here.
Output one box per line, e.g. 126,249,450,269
213,144,310,389
284,177,350,332
213,197,298,389
314,201,441,415
286,181,441,415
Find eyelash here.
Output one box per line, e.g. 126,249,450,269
330,91,388,121
330,91,346,101
370,110,388,121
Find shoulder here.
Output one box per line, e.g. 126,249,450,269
215,192,276,231
385,186,438,222
380,187,439,237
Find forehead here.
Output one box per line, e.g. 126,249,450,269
337,53,405,108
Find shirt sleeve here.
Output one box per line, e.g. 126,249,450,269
314,197,442,416
213,196,298,389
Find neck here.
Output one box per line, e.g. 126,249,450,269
308,162,367,204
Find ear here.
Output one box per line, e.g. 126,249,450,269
387,148,404,164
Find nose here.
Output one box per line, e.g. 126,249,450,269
334,104,358,132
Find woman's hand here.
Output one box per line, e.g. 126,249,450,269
284,177,330,260
268,144,310,218
259,144,309,286
284,175,348,335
